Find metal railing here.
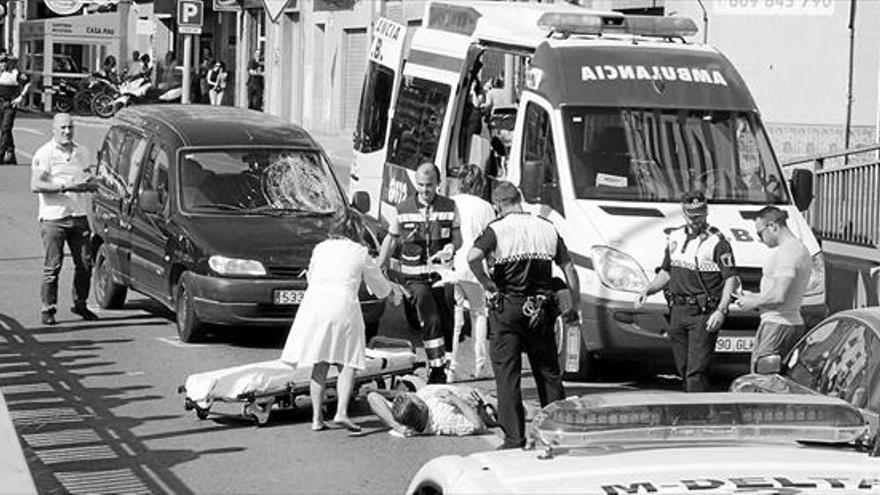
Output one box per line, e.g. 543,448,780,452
783,143,880,248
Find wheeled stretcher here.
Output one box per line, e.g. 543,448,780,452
179,337,419,426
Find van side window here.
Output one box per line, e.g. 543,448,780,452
521,102,563,215
127,136,149,193
97,126,125,186
139,143,170,209
110,132,149,196
386,76,451,170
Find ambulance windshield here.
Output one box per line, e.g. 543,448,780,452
564,108,788,204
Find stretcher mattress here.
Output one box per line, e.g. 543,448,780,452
184,347,417,409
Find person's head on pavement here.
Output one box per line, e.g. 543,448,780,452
754,205,792,248
392,392,430,434
53,113,74,148
681,189,709,234
415,162,441,206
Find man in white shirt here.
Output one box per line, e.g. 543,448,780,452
734,206,812,370
31,113,100,325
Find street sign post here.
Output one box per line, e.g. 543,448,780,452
178,0,204,104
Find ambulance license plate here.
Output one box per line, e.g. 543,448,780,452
273,289,305,305
715,336,754,353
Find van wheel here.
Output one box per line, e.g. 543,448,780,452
93,244,127,309
176,276,205,343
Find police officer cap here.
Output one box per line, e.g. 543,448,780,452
681,190,707,217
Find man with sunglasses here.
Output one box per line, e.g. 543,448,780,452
636,190,738,392
733,206,811,371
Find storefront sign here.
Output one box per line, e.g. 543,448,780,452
213,0,241,12
45,0,84,16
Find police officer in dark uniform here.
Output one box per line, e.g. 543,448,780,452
636,190,737,392
378,162,461,384
468,181,580,449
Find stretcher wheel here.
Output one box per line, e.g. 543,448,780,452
244,400,272,427
196,408,210,420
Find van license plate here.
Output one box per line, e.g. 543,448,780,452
273,290,305,305
715,336,754,353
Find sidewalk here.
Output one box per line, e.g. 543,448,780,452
0,392,37,494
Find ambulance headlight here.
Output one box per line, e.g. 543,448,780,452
591,246,649,293
804,252,825,296
208,255,267,276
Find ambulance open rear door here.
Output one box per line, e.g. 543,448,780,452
351,17,408,220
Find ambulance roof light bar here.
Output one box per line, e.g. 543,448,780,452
537,12,699,39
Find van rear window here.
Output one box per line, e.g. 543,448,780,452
564,107,788,205
386,76,451,171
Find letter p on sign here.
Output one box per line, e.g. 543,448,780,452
178,0,204,34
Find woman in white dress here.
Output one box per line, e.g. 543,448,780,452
281,215,405,432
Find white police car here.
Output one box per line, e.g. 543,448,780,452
406,392,880,494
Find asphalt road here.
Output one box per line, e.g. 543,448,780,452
0,110,725,494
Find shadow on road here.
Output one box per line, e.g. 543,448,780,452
0,312,245,495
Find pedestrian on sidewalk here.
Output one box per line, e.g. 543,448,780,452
734,206,811,370
448,164,496,382
377,162,462,385
0,53,30,164
246,49,264,111
206,61,228,106
31,113,100,325
280,214,407,432
467,181,581,449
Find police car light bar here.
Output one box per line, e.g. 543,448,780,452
537,12,698,39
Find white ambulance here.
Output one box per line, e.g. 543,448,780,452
350,1,826,379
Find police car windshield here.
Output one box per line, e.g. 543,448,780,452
532,392,867,449
178,148,345,215
563,108,789,204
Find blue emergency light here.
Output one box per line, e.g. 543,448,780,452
537,12,698,39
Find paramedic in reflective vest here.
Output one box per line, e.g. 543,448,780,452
379,163,461,384
635,190,737,393
468,181,581,449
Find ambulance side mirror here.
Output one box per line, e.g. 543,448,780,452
789,168,814,211
521,159,543,202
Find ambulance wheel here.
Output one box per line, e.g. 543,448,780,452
244,400,272,427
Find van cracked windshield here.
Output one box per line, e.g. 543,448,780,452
564,108,788,204
179,148,345,215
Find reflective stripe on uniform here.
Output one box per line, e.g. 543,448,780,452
424,337,445,350
670,259,720,272
397,211,456,223
388,260,432,275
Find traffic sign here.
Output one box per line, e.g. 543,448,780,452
178,0,204,35
262,0,289,23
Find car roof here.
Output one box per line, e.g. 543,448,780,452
829,307,880,330
114,105,317,149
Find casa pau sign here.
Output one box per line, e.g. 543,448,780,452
45,0,85,16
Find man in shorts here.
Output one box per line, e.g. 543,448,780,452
735,205,812,370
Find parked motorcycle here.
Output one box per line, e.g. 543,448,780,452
52,79,78,113
92,75,181,118
73,73,117,116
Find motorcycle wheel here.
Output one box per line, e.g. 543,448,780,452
54,95,73,113
73,89,93,116
92,92,118,119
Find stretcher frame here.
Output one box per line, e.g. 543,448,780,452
178,337,421,427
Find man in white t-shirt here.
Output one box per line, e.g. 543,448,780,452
734,206,812,371
31,113,100,325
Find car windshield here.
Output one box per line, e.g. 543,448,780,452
532,392,866,449
564,107,789,204
179,148,345,215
